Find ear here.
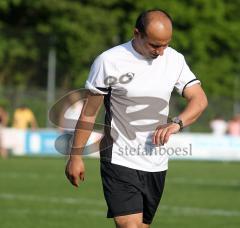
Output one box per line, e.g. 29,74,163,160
133,28,140,38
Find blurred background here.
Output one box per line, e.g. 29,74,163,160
0,0,239,228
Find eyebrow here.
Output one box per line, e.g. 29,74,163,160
148,42,169,48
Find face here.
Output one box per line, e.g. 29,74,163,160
133,21,172,59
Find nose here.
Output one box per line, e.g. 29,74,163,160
156,47,165,56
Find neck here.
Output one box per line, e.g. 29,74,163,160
131,39,143,56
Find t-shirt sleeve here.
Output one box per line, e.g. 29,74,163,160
85,55,109,95
174,56,200,96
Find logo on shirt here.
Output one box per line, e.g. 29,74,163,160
104,72,135,86
110,87,168,141
50,88,169,156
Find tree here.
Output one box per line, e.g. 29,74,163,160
0,0,239,100
0,0,121,88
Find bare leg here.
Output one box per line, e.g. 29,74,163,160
114,213,143,228
0,148,8,159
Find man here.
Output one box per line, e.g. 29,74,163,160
13,105,38,130
0,105,8,158
65,9,208,228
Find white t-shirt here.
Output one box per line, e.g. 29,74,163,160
210,119,228,135
85,41,200,172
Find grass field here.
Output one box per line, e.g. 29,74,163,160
0,157,240,228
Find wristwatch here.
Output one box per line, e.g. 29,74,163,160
171,117,183,131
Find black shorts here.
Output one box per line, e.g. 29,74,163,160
100,161,167,224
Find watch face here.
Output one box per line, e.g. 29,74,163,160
171,117,183,129
172,117,180,124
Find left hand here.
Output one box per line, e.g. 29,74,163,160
152,123,180,146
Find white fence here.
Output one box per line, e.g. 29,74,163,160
2,128,240,161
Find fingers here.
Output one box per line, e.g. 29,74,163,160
65,158,85,187
152,124,165,145
71,175,79,187
161,128,169,145
66,173,84,187
79,172,85,181
155,128,169,145
65,168,84,187
153,123,179,146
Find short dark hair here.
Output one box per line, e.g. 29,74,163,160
135,9,173,35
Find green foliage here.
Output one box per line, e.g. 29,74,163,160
0,0,121,88
120,0,240,99
0,0,239,98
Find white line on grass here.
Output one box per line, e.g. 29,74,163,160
0,193,105,206
1,208,104,217
1,173,239,187
168,177,240,187
160,205,240,217
1,193,240,217
0,172,64,179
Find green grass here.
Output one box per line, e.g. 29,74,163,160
0,157,240,228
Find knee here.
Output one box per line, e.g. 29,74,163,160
114,214,143,228
115,221,142,228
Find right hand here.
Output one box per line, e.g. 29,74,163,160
65,156,85,187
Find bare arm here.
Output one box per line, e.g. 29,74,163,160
30,116,38,129
153,84,208,145
179,84,208,127
65,91,104,187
